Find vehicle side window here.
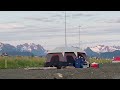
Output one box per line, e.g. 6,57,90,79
51,55,59,62
66,55,75,63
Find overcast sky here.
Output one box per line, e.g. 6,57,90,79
0,11,120,50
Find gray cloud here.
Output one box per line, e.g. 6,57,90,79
52,14,63,18
73,13,93,17
108,19,120,23
72,39,120,45
0,32,65,41
0,23,25,30
23,12,95,24
6,27,65,34
84,40,120,44
114,19,120,23
24,17,55,22
51,13,94,19
98,17,120,23
52,15,71,19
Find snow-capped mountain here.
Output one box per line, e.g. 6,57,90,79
84,45,120,58
0,42,47,56
87,45,120,53
16,43,47,56
0,42,4,51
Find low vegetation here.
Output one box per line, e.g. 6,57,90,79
89,58,112,64
0,56,114,69
0,56,46,69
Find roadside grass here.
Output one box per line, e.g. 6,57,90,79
89,58,112,64
0,56,115,69
0,56,46,69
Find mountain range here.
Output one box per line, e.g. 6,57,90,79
84,45,120,59
1,42,120,58
0,42,47,56
88,45,120,53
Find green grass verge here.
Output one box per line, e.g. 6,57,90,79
0,56,46,69
0,56,114,69
89,58,112,64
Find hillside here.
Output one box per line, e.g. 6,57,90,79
85,45,120,59
0,42,47,56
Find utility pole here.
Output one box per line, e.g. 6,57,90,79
79,25,81,49
65,11,67,47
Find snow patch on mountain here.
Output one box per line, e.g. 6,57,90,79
90,45,119,53
0,42,47,56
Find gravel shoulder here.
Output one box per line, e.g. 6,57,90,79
0,63,120,79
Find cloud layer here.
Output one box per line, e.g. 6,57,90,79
0,11,120,49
